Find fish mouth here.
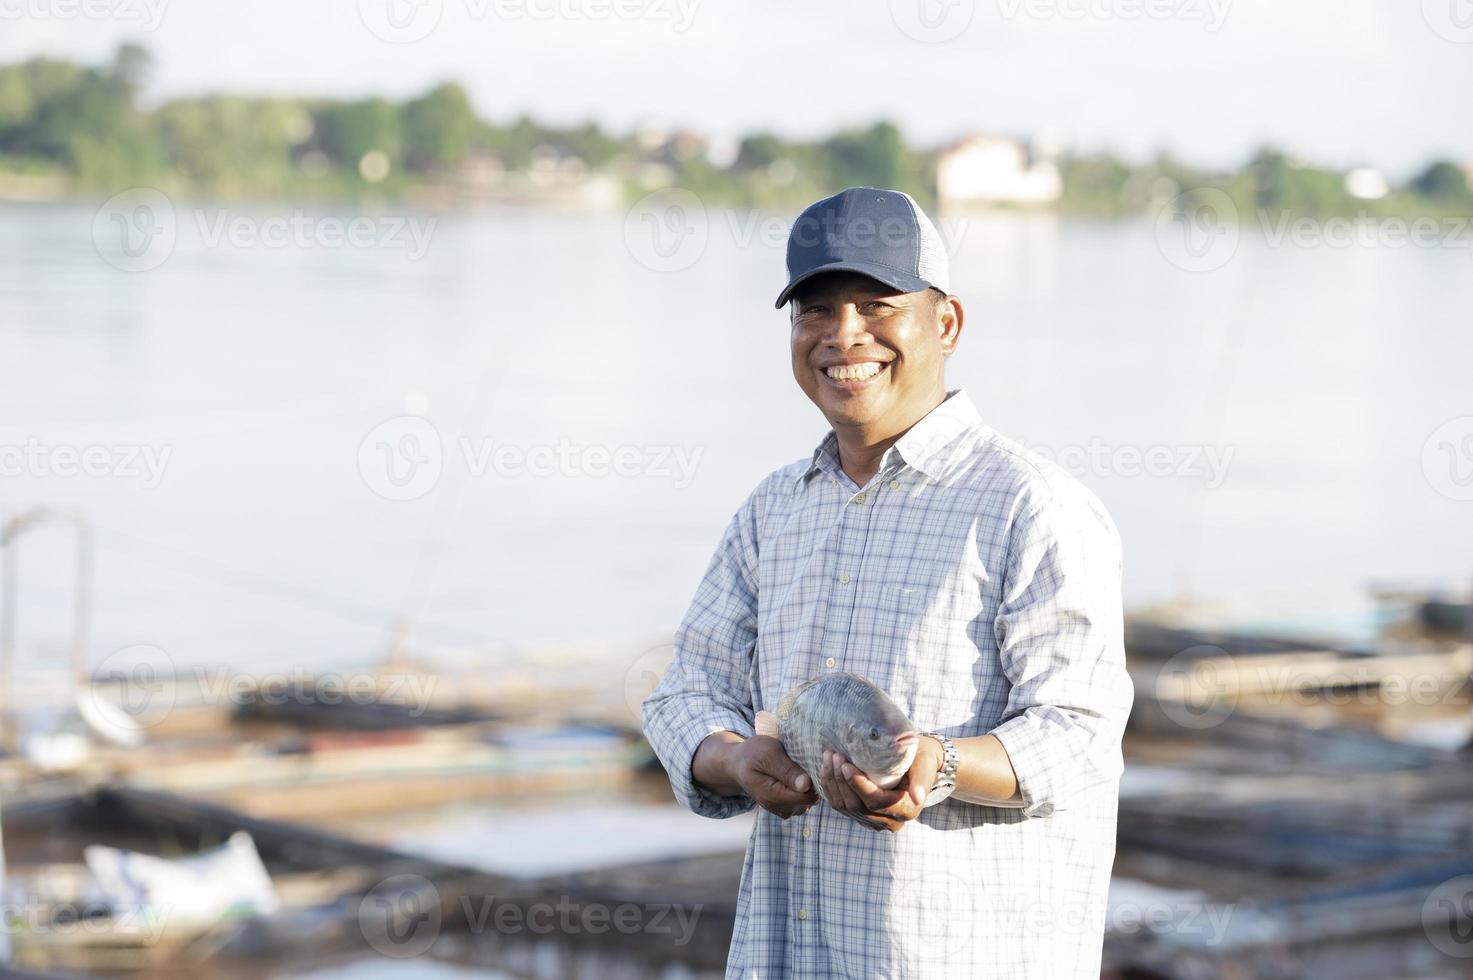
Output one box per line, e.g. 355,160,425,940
875,732,919,788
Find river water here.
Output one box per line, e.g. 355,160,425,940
1,199,1469,672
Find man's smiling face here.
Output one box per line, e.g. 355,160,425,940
790,272,962,435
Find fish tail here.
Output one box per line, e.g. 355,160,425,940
754,710,780,738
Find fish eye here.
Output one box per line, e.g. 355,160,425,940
869,727,879,740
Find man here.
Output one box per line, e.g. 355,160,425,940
642,187,1133,978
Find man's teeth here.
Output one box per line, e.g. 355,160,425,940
825,362,884,381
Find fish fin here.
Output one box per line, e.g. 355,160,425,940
754,710,780,739
775,676,822,719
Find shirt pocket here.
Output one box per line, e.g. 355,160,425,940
880,579,981,639
880,577,991,727
874,581,928,647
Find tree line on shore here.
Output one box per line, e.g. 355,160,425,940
2,44,1469,220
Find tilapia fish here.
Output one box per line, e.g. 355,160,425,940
755,672,918,802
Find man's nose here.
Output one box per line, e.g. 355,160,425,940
824,305,871,348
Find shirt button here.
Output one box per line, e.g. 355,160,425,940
797,909,808,920
839,573,851,584
802,825,812,840
829,477,837,486
824,657,836,669
853,492,866,503
889,480,900,490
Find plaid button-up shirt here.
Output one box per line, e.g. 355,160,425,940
642,388,1133,979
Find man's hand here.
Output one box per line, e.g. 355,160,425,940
733,735,819,818
819,737,942,833
693,731,818,819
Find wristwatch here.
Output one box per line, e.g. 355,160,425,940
919,732,957,807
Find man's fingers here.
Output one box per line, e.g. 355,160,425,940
756,768,818,808
847,811,900,833
840,762,907,810
818,753,846,810
814,751,916,832
821,751,862,813
752,736,814,795
816,752,837,805
775,802,814,819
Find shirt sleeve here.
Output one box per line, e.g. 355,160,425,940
641,493,762,819
987,482,1133,818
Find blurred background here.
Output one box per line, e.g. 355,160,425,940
2,2,1473,977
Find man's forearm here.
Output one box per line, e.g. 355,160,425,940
690,730,747,797
950,733,1023,807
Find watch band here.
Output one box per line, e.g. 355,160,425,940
920,732,957,807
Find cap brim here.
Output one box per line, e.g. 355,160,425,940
773,261,932,309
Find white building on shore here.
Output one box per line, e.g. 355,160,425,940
1344,167,1389,201
935,134,1062,210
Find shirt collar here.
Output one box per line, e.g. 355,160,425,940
795,388,983,489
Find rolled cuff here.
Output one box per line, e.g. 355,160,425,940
662,714,757,820
989,715,1062,819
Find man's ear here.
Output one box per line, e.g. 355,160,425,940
938,296,964,356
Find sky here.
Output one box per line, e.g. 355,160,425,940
3,0,1471,177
